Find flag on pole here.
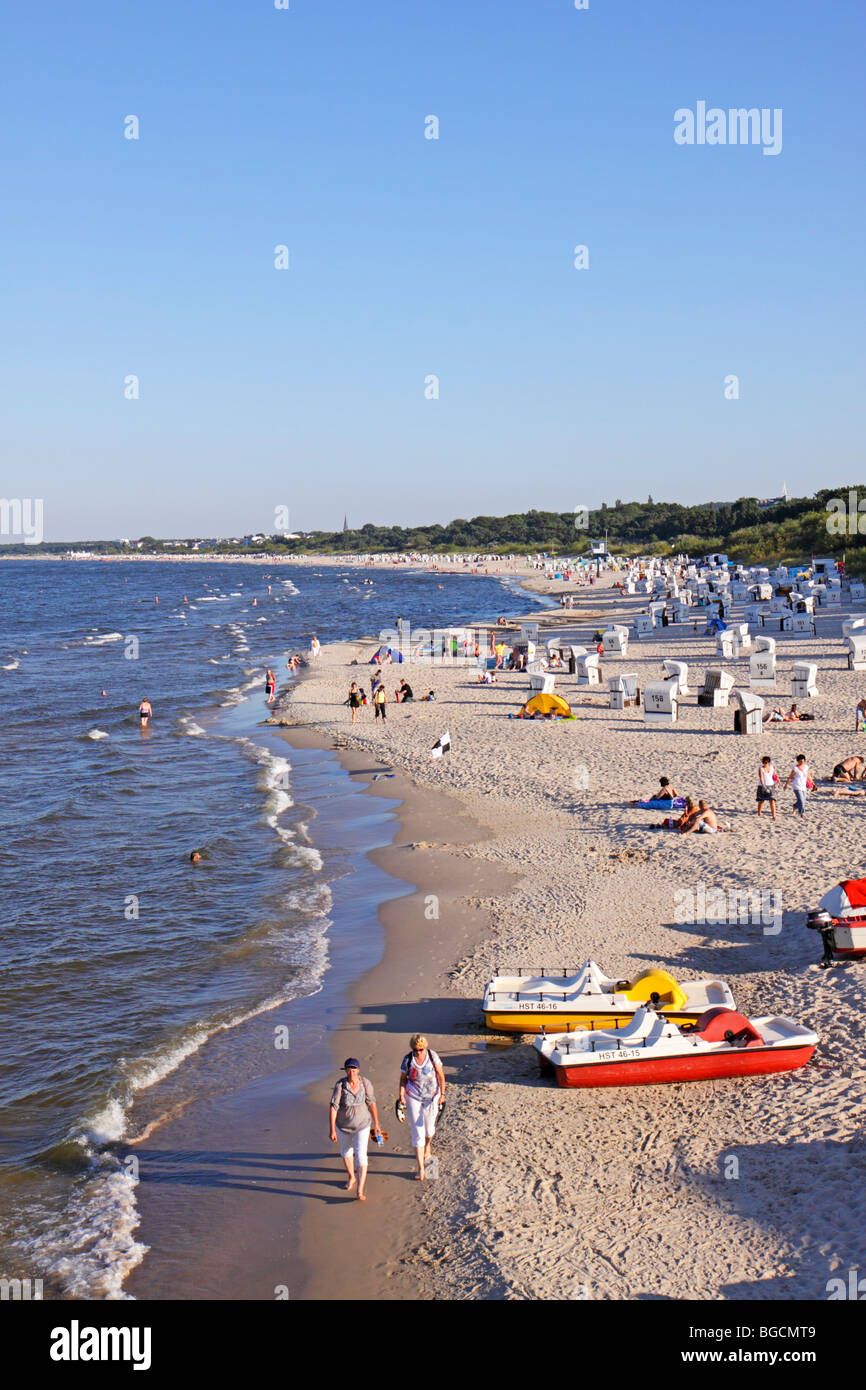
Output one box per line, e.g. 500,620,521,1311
430,730,451,759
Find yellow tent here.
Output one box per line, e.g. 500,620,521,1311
522,692,573,718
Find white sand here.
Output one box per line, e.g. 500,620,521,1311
283,573,866,1300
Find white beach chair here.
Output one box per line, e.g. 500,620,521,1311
608,673,640,710
750,635,777,692
846,633,866,671
791,662,818,699
643,680,678,725
602,625,629,656
731,687,764,734
697,667,735,708
662,660,690,696
577,653,601,686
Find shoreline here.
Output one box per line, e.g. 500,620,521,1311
126,568,866,1300
272,582,866,1299
124,587,543,1301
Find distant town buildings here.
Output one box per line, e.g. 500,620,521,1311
757,484,789,511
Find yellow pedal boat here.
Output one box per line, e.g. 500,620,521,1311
482,960,735,1033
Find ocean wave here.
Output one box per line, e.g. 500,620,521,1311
220,672,265,707
177,717,206,737
282,882,333,916
84,729,110,740
83,632,124,646
285,842,324,870
2,658,20,670
12,1158,147,1301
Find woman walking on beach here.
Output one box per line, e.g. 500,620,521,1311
784,755,813,817
347,681,362,725
756,756,779,821
329,1059,382,1202
374,684,387,721
398,1035,445,1182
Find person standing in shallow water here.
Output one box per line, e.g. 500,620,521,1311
329,1059,382,1201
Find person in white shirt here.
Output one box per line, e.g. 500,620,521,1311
310,634,321,660
756,756,779,822
784,755,810,817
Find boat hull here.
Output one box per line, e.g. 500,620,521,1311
830,924,866,957
485,1006,705,1033
548,1044,816,1089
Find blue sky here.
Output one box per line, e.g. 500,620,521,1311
2,0,864,539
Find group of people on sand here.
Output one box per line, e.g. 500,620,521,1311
638,778,731,833
755,755,815,820
346,674,417,724
642,755,818,829
328,1037,445,1201
659,797,731,834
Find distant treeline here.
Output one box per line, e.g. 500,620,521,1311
5,487,866,568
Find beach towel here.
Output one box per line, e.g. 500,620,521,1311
637,798,686,811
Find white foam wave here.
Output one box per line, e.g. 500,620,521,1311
178,717,206,737
84,632,124,646
220,672,266,707
17,1161,147,1301
288,843,324,870
2,659,20,670
282,882,333,916
85,729,109,740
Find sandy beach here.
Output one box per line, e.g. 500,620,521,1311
269,571,866,1300
121,565,866,1302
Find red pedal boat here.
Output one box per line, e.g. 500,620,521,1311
534,1005,818,1089
806,879,866,967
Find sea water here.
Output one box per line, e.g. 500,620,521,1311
0,559,542,1298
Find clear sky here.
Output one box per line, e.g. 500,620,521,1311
2,0,864,540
